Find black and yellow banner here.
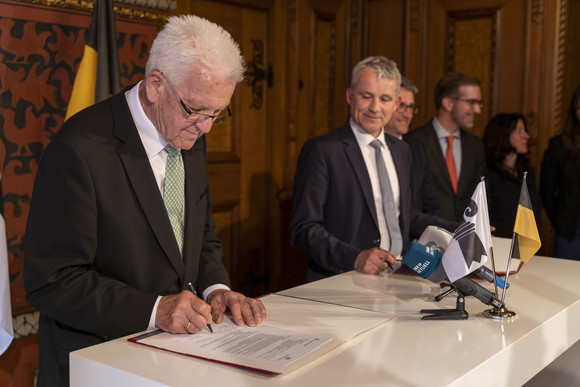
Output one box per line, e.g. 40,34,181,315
512,178,541,263
65,0,121,120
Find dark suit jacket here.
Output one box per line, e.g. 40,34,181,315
290,121,448,281
540,135,580,240
405,137,458,238
404,119,486,223
23,88,231,386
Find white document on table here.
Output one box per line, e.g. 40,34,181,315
129,294,393,374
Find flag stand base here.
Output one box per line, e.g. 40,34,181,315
483,307,516,321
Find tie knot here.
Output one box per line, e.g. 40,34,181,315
446,136,455,145
369,139,382,150
165,145,181,157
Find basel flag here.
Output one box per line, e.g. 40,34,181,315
442,180,492,283
0,173,13,355
65,0,120,120
512,178,541,263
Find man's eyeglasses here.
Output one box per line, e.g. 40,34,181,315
453,98,483,109
160,72,232,124
396,102,419,115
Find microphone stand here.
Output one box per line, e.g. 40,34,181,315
434,282,455,301
420,283,469,320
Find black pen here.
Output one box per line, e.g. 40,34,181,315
372,239,394,271
188,282,213,333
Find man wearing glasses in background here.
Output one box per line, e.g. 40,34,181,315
404,72,486,223
385,76,458,237
24,15,266,386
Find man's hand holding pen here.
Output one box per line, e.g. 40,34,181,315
353,239,397,275
154,287,267,335
155,291,214,334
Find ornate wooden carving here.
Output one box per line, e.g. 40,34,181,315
13,0,169,23
409,0,420,32
532,0,545,25
554,0,568,129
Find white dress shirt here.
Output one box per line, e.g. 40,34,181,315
350,119,400,252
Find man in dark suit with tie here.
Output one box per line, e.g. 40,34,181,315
23,15,265,386
290,56,441,282
404,72,486,223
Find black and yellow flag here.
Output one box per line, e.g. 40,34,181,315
65,0,121,120
512,176,541,263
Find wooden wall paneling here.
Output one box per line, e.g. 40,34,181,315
365,0,405,71
177,0,275,297
349,0,364,74
295,0,347,146
447,8,497,138
406,1,530,136
403,0,427,128
271,0,299,292
527,0,569,256
279,0,352,289
564,0,580,108
493,0,527,114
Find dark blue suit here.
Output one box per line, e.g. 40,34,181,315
290,121,449,281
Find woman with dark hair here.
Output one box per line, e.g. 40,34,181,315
541,86,580,260
483,113,541,238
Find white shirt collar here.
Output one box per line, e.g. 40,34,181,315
350,118,387,149
125,81,168,158
433,117,460,140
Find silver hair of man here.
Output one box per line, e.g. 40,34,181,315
350,56,402,94
145,15,245,86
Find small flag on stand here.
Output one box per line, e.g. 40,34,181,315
0,173,13,355
512,173,541,263
65,0,121,120
496,172,541,311
442,180,492,283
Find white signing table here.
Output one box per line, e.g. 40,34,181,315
71,255,580,386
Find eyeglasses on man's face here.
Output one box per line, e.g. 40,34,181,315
160,71,232,124
453,97,483,109
396,102,419,115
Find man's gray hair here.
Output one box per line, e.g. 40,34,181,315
350,56,401,93
401,76,419,95
145,15,245,86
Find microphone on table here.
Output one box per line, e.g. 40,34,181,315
402,241,504,309
403,241,509,288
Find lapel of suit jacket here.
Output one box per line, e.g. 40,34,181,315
181,135,206,277
111,91,186,280
340,123,380,230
